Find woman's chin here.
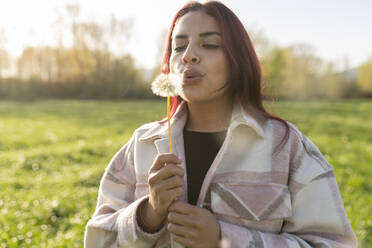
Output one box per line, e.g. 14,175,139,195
179,92,206,103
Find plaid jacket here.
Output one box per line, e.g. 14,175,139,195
84,101,357,248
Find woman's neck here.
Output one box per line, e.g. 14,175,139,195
185,97,233,132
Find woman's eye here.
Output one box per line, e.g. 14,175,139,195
174,46,187,52
174,44,219,52
202,44,219,49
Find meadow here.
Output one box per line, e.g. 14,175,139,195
0,99,371,247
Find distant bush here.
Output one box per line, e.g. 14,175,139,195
0,53,154,100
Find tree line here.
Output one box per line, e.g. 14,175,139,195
251,28,372,99
0,4,151,100
0,5,371,100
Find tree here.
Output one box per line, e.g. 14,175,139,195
356,56,372,95
0,29,10,78
321,62,340,99
248,27,286,98
261,47,286,98
248,29,324,100
278,44,323,99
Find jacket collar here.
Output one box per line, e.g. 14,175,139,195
139,100,265,141
139,101,188,141
229,101,265,138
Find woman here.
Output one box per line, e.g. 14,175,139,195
85,1,357,247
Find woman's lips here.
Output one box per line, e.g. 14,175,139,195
182,75,203,84
182,68,204,84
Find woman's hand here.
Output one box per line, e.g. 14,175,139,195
167,201,221,248
138,153,184,232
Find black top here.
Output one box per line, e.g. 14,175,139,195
183,129,227,205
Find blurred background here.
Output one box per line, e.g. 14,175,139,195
0,0,371,100
0,1,371,247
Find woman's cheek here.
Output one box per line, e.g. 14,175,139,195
212,54,229,81
170,54,181,73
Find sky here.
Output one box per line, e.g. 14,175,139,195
0,0,371,70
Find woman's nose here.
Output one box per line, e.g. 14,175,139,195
182,46,200,64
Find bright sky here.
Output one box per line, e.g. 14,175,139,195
0,0,371,69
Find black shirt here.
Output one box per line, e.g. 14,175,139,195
183,129,227,205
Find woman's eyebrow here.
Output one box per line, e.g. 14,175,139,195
200,31,221,37
174,31,221,40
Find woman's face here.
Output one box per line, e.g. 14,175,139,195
170,11,230,104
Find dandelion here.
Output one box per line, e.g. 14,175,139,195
151,73,181,153
151,73,180,97
151,73,181,248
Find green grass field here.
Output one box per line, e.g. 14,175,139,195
0,99,371,247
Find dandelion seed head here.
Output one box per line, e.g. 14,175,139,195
151,73,181,97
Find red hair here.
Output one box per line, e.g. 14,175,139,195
161,1,289,151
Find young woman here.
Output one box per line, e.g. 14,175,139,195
85,2,357,247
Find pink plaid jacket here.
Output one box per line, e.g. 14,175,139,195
84,102,357,248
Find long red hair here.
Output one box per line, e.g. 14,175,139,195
161,1,289,151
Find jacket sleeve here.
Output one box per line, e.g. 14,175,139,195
218,134,358,248
84,134,166,248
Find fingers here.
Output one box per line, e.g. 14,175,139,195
168,201,195,215
168,223,196,239
151,180,184,204
148,164,184,186
148,186,183,218
168,212,199,229
167,202,221,248
147,153,185,217
149,153,182,173
172,233,194,247
148,153,184,185
156,175,184,191
166,187,184,200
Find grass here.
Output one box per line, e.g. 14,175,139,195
0,99,371,247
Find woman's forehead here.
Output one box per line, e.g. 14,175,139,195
172,11,220,38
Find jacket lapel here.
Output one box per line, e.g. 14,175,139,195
154,138,170,154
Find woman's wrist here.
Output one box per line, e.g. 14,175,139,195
137,199,166,233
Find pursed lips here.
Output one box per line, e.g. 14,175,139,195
182,68,204,83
